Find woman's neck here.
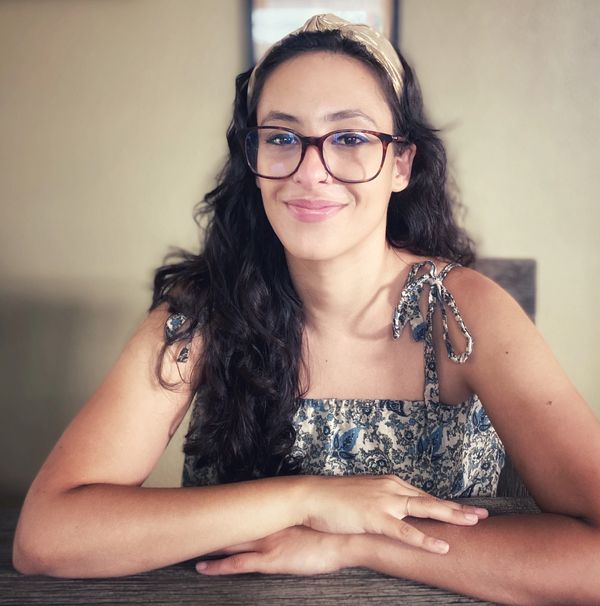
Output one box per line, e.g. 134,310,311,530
286,240,416,339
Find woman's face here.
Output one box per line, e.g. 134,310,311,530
255,51,414,264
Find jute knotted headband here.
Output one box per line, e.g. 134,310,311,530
247,13,405,104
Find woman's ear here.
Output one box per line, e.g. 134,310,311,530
391,144,416,193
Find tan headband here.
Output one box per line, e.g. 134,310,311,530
247,13,404,104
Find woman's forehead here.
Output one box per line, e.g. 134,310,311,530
256,51,393,129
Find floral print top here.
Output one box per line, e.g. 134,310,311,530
174,261,505,498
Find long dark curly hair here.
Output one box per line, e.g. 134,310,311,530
151,30,475,484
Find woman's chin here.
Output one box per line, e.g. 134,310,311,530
282,240,350,264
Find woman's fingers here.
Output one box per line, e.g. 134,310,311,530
302,474,489,554
216,541,259,555
387,478,489,519
387,516,450,554
375,496,489,554
403,496,487,525
438,499,489,518
197,552,262,575
201,541,259,557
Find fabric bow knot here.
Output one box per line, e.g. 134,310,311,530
392,261,474,364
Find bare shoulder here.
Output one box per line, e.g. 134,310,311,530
441,262,518,306
440,263,533,339
395,254,530,348
439,263,548,387
442,264,600,518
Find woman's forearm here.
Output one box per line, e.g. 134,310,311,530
13,473,487,578
343,513,600,605
13,478,306,578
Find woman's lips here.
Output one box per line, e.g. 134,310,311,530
285,199,346,223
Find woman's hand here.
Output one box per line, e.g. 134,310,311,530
300,475,488,554
196,526,346,576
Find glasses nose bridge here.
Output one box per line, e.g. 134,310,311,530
298,133,329,170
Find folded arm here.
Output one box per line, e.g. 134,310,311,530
387,269,600,604
198,511,600,604
12,307,485,578
198,270,600,605
347,512,600,605
11,308,309,577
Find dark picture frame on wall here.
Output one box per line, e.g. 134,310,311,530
247,0,400,65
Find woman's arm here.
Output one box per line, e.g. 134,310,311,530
345,512,600,605
11,308,305,577
194,514,600,604
356,269,600,604
12,307,483,578
197,270,600,604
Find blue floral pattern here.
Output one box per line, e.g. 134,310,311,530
289,394,504,498
180,261,506,498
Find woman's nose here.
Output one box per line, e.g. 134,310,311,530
292,144,330,184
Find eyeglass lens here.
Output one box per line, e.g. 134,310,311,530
245,128,385,183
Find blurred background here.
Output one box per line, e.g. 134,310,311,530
1,0,598,505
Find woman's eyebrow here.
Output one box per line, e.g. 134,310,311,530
260,111,299,125
325,109,377,127
260,109,378,127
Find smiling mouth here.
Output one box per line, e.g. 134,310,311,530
286,199,346,210
284,199,346,222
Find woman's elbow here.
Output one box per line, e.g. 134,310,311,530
12,514,70,577
12,528,52,576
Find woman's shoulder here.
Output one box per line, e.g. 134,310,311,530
438,261,525,323
423,260,542,396
145,304,204,385
400,254,515,310
399,254,532,357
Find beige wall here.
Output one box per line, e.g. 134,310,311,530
401,0,599,411
1,0,598,501
0,0,247,500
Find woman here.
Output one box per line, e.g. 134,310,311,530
13,14,600,604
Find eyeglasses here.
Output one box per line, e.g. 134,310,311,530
241,126,407,184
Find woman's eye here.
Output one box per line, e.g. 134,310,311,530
331,132,370,146
266,132,298,146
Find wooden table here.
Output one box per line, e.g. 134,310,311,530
0,498,539,605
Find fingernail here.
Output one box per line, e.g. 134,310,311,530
464,513,479,522
434,540,449,554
